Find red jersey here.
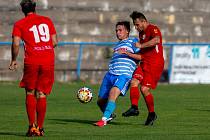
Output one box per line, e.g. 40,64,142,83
12,13,56,65
139,24,164,64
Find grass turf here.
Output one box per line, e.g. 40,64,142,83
0,82,210,140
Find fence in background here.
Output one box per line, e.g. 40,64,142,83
0,42,209,84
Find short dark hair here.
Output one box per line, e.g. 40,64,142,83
116,21,130,33
20,0,36,15
130,11,147,21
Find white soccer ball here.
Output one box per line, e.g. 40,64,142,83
77,87,93,103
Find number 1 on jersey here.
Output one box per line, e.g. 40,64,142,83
29,24,50,43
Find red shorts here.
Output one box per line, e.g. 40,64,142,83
20,64,54,94
140,62,164,89
133,66,144,82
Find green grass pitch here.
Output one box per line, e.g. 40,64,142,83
0,82,210,140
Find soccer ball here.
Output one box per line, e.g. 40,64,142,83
77,87,93,103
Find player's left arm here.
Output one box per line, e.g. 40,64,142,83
135,36,160,49
9,36,21,70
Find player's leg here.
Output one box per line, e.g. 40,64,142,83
141,86,157,126
20,64,39,136
95,87,121,127
142,63,164,126
25,89,37,137
95,74,130,127
35,65,54,136
122,78,140,117
141,86,154,112
96,72,117,125
105,75,131,120
97,98,117,122
138,63,156,125
97,72,112,113
97,98,108,113
36,91,46,136
130,78,141,109
25,89,36,127
122,66,143,117
103,87,121,120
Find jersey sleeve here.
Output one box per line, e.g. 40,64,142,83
132,37,140,53
12,23,21,37
150,26,161,38
48,19,56,35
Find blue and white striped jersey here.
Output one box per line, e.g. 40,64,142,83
108,37,140,78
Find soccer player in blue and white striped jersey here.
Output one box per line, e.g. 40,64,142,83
94,21,143,127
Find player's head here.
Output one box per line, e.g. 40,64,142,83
20,0,36,15
115,21,130,40
130,11,147,32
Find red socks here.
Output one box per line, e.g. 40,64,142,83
26,94,36,125
130,86,140,107
144,93,154,112
37,98,47,129
26,94,47,128
130,85,155,113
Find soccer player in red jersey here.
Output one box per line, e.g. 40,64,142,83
122,11,164,126
9,0,57,136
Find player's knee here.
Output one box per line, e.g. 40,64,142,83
36,91,46,98
108,93,115,101
130,78,140,87
109,87,120,101
25,89,35,95
140,86,150,96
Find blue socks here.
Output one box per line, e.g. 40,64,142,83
103,101,116,120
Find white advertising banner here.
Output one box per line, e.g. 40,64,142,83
169,45,210,83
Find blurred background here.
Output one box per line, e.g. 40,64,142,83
0,0,210,84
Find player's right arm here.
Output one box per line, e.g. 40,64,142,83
48,19,58,48
135,26,161,49
9,36,21,70
135,36,160,49
51,34,58,48
118,50,142,60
